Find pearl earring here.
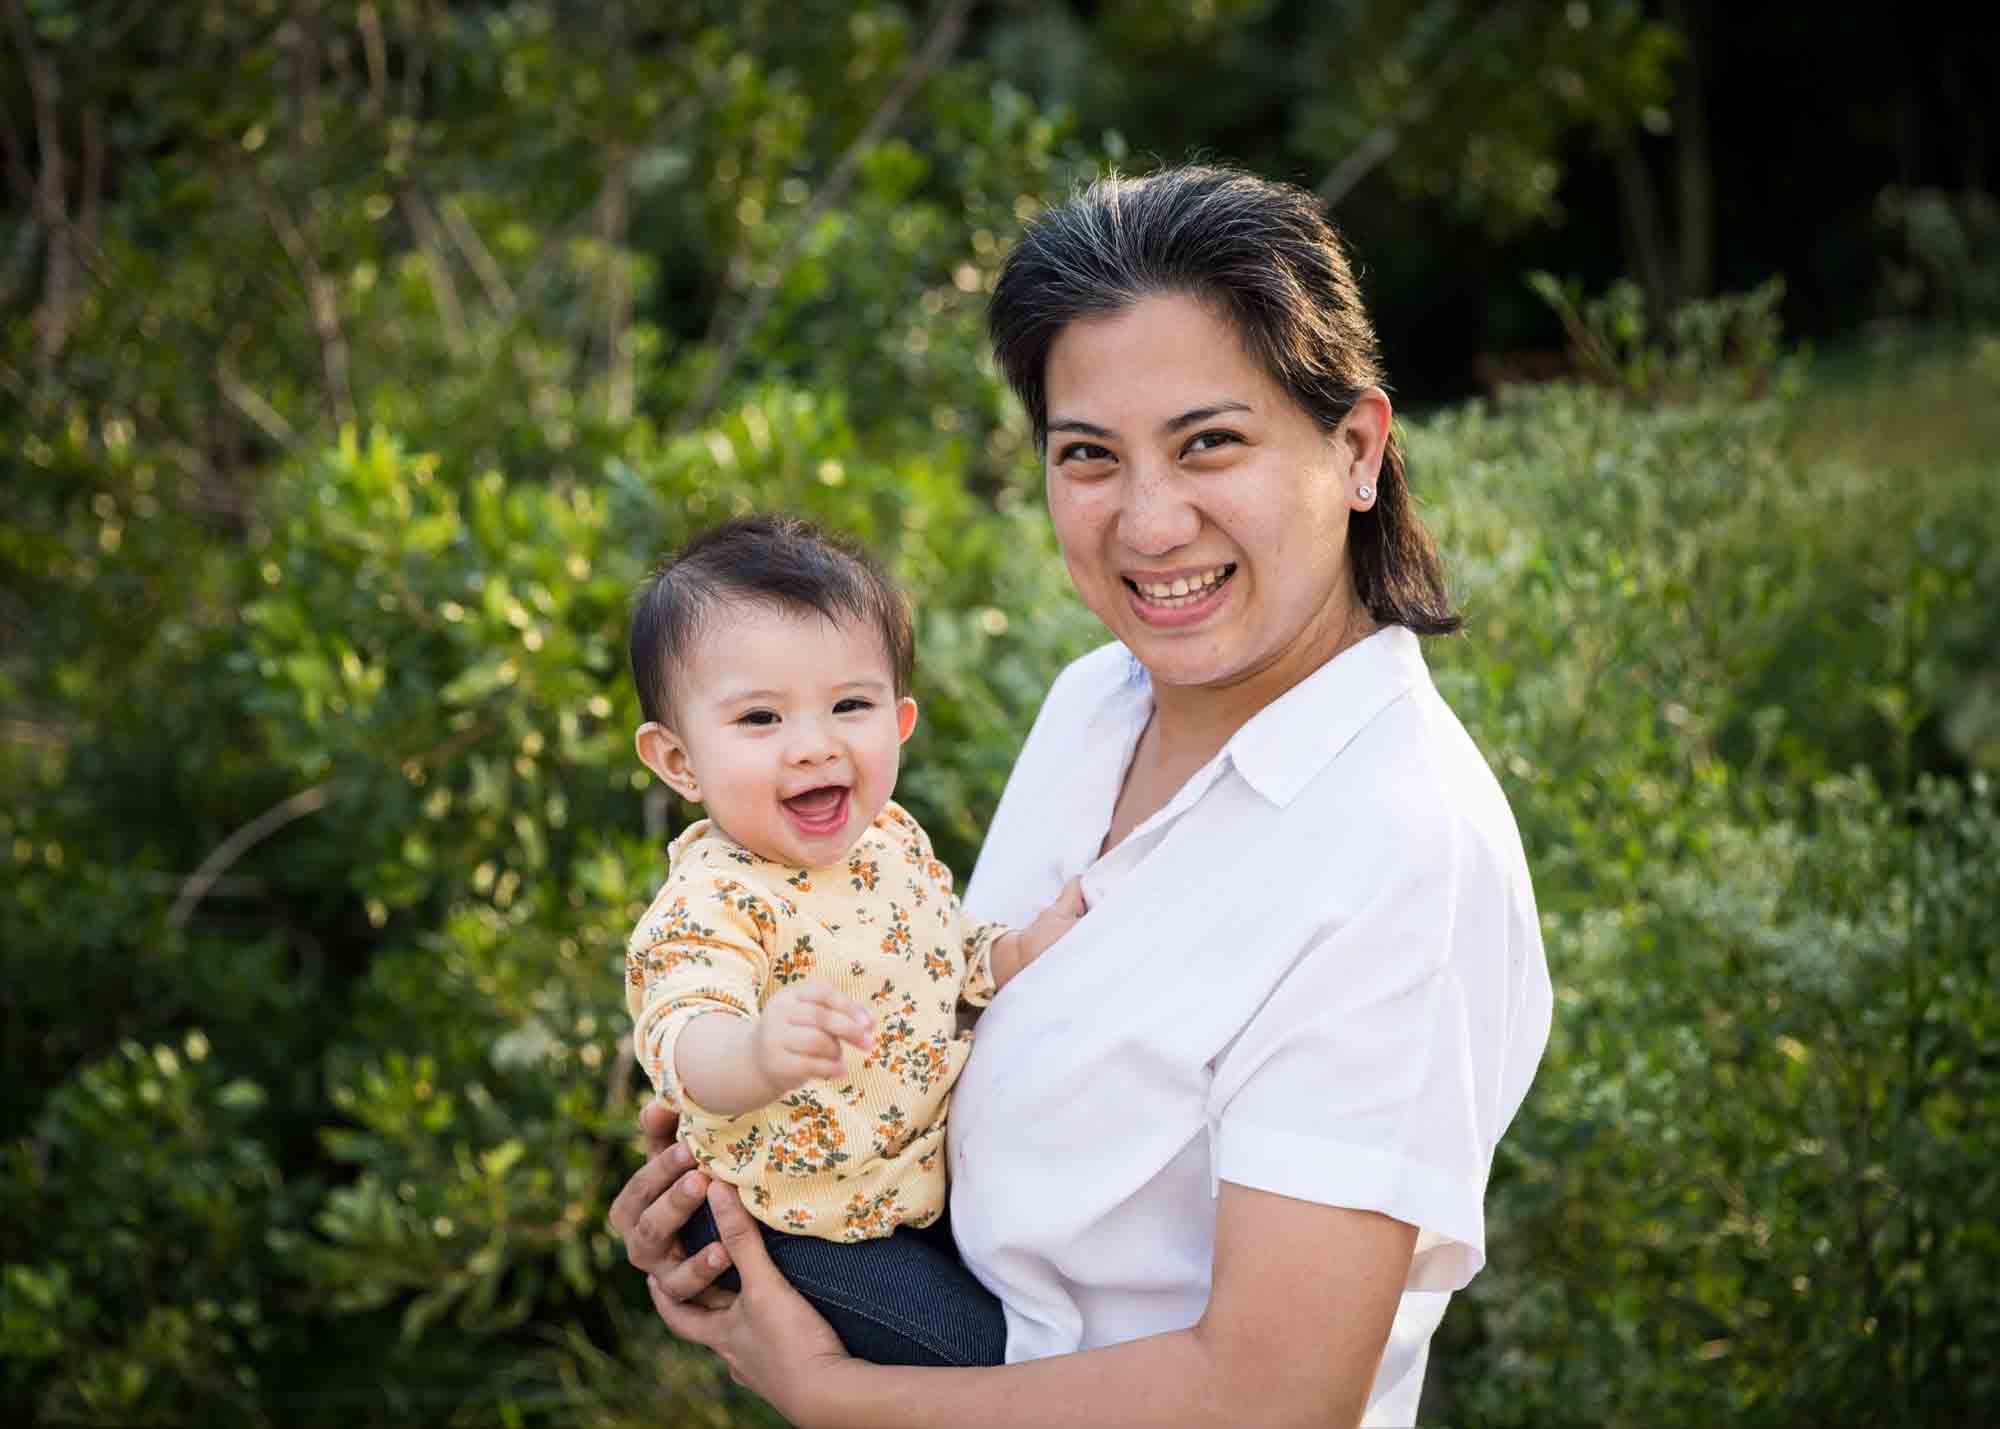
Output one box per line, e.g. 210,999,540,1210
1356,483,1373,503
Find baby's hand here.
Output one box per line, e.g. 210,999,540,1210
752,982,875,1096
1015,877,1087,970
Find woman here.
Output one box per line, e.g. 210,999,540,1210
609,164,1552,1427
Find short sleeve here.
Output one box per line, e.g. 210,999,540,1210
625,875,777,1111
1207,826,1515,1292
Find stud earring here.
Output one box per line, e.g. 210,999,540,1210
1356,483,1373,503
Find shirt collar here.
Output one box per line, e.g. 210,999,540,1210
1224,625,1430,807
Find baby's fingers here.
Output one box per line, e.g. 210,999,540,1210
778,1024,849,1077
785,985,874,1049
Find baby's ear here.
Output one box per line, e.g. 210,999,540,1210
895,697,919,744
635,722,703,803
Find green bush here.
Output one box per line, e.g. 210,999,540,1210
4,3,1996,1418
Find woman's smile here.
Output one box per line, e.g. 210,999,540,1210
1123,562,1237,623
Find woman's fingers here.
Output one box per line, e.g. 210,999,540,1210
608,1142,692,1241
638,1097,679,1157
648,1272,733,1350
650,1229,737,1305
623,1164,709,1275
706,1182,783,1289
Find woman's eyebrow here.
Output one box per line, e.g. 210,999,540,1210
1161,401,1252,434
1047,402,1253,440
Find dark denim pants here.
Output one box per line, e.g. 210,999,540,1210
680,1202,1007,1367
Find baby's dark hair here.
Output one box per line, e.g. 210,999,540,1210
629,514,914,728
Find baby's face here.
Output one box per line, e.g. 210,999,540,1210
639,603,916,869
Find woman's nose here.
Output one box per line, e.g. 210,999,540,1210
1116,462,1199,556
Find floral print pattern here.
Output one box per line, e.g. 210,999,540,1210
624,802,1003,1241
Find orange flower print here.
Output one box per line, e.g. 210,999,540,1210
723,1123,765,1172
899,1030,955,1094
642,943,715,982
880,903,913,960
751,1185,771,1210
715,879,777,938
922,944,955,983
785,868,814,892
770,934,815,987
768,1089,850,1176
841,1187,902,1241
873,1102,911,1157
848,853,880,893
924,858,954,892
782,1206,814,1232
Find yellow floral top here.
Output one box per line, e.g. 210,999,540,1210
625,801,1004,1241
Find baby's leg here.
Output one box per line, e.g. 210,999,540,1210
681,1203,1005,1367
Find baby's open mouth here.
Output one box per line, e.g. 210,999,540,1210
783,785,850,832
1124,563,1236,608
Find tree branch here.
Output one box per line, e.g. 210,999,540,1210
357,1,388,118
400,186,469,357
679,0,978,430
599,146,633,422
217,354,302,452
256,185,358,429
170,783,336,931
1317,1,1523,210
438,194,517,316
6,0,70,374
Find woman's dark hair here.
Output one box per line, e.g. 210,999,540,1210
987,163,1460,635
629,514,915,727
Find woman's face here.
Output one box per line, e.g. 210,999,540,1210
1042,291,1385,698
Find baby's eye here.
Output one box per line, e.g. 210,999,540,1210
736,710,779,727
833,697,875,715
1055,440,1115,465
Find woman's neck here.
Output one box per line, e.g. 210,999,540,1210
1146,599,1378,768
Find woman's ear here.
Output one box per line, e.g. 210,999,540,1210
1335,387,1393,502
896,697,919,745
635,722,703,803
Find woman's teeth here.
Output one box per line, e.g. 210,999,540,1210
1131,565,1233,606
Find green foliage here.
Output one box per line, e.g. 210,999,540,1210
4,3,1996,1425
1409,330,2000,1426
1527,271,1794,402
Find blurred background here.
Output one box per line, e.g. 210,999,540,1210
3,1,1996,1424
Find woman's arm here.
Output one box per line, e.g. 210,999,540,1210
652,1178,1417,1429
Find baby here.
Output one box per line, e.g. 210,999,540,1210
623,514,1082,1367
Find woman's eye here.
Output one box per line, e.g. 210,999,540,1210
1184,429,1242,455
1055,440,1114,465
737,710,779,727
833,697,874,715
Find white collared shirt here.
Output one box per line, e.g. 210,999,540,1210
948,627,1552,1425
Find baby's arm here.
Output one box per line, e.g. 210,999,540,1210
676,984,874,1116
630,875,869,1119
969,877,1087,1001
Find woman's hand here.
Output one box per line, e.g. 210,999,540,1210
646,1180,854,1421
607,1099,736,1306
